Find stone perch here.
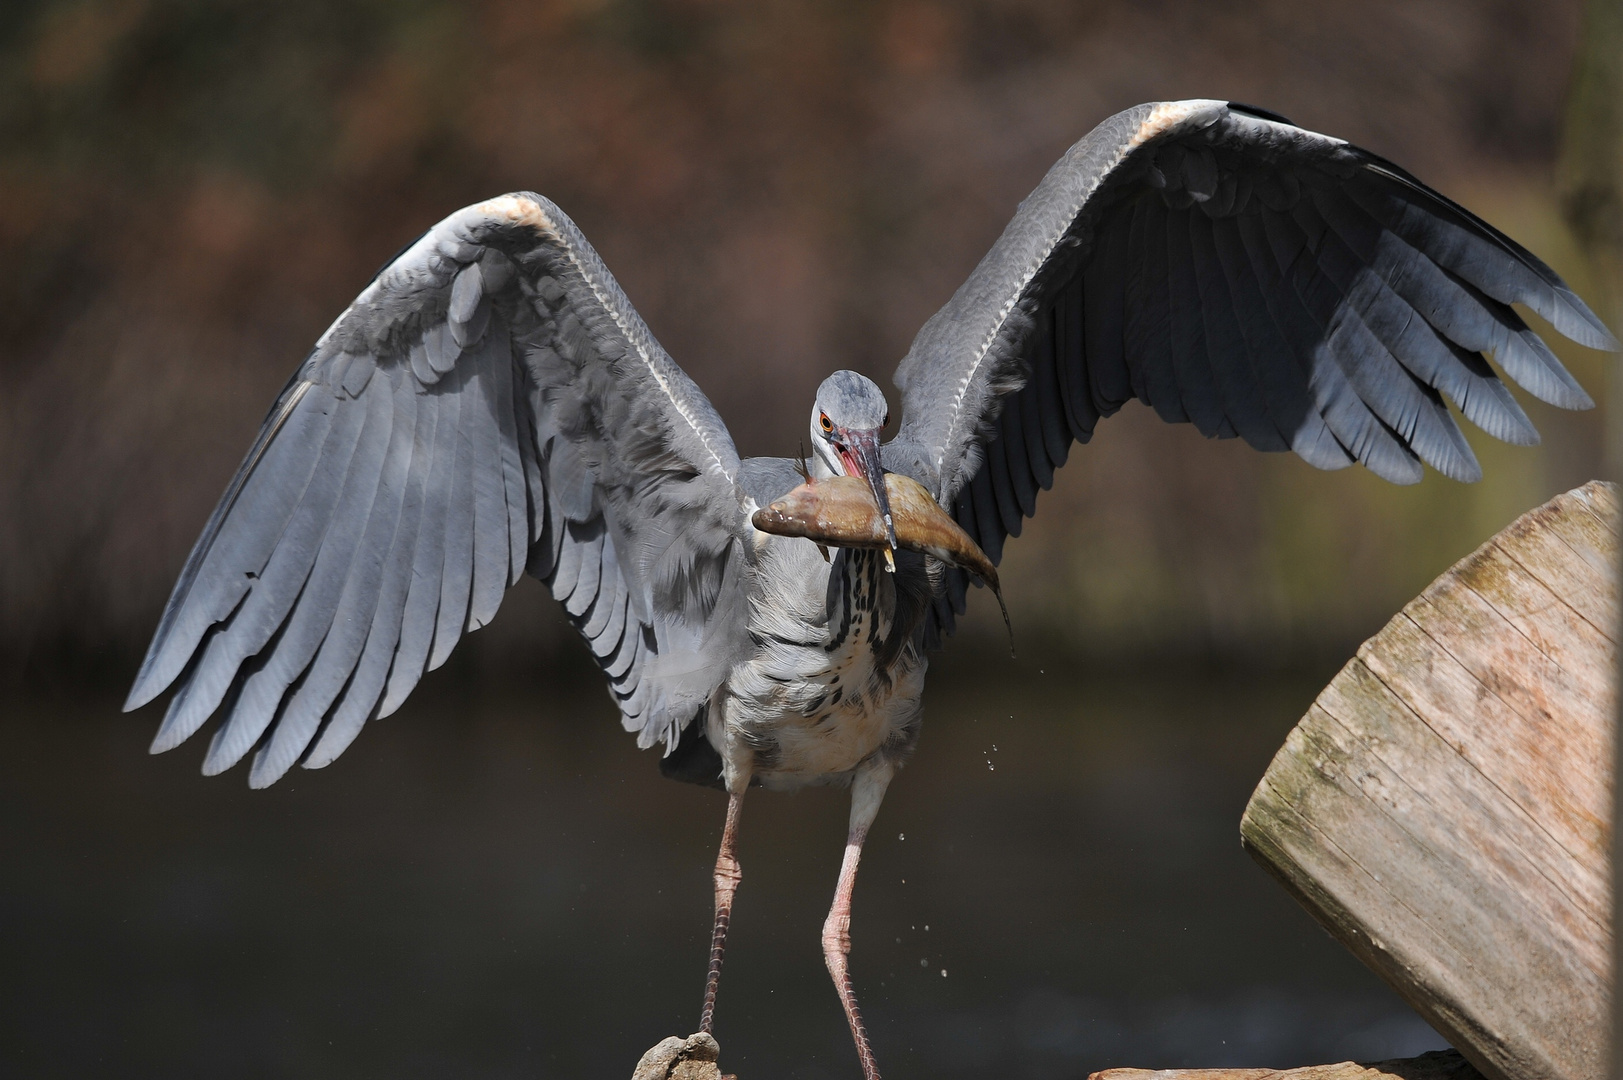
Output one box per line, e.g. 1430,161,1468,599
632,1032,732,1080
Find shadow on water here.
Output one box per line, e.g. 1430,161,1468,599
0,651,1444,1079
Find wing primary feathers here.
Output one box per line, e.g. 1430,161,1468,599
248,367,422,786
467,351,512,630
1342,185,1598,408
488,333,531,586
380,377,461,716
150,386,373,752
1308,189,1539,446
127,380,332,712
985,418,1027,537
1261,208,1436,482
996,381,1040,518
1187,212,1284,450
1356,166,1618,351
429,366,478,671
1450,271,1596,410
307,377,442,764
1281,199,1480,479
1206,216,1331,459
968,467,1005,564
1050,284,1089,441
1164,206,1234,437
1032,292,1071,464
525,424,565,582
204,370,399,775
1236,211,1404,477
198,620,295,775
1022,311,1063,487
1081,211,1130,425
1126,197,1186,421
249,375,416,783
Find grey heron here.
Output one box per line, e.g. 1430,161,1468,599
124,99,1617,1079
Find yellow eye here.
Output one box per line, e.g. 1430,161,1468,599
820,413,833,434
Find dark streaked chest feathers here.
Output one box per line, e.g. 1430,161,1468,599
714,542,932,791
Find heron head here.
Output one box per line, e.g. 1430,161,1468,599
810,370,895,550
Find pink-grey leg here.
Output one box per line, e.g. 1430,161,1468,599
700,789,745,1034
821,764,894,1080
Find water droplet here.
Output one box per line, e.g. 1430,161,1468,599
919,958,928,967
992,745,997,751
895,937,901,944
940,969,948,977
898,833,905,841
924,925,929,931
988,763,994,771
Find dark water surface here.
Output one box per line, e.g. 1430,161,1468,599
1,656,1444,1078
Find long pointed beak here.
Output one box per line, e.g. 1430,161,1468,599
838,427,896,553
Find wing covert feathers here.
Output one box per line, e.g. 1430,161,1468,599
127,194,749,784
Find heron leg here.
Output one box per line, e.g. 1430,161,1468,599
700,788,745,1034
822,763,894,1080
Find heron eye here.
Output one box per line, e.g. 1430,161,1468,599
884,412,890,427
819,413,833,434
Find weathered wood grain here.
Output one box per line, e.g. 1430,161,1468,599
1241,482,1616,1080
1090,1047,1484,1080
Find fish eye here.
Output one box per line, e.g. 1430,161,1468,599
820,413,833,434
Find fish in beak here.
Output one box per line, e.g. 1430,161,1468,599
833,425,897,560
752,472,1012,644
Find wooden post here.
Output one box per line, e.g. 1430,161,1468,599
1091,1047,1483,1079
1241,482,1616,1080
1558,6,1623,1078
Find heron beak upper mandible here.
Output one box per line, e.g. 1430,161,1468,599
837,426,897,562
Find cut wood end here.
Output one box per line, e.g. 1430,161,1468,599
1240,480,1616,1080
1089,1048,1485,1080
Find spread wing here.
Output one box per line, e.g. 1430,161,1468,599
886,99,1618,638
125,194,753,786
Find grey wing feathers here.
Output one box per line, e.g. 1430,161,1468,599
126,195,751,785
890,100,1617,640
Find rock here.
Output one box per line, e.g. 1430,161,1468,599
632,1032,730,1080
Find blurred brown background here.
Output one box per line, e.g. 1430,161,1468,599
0,0,1612,676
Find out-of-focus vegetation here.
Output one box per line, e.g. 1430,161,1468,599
0,0,1608,675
